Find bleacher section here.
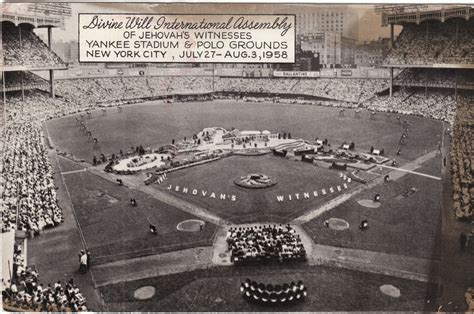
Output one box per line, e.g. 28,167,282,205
384,18,474,66
365,87,457,124
450,96,473,220
2,71,49,92
394,68,474,90
1,5,473,312
54,76,213,104
2,22,65,69
1,16,89,311
215,77,389,103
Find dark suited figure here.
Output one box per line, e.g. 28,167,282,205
460,232,467,251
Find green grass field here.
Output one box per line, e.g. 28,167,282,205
63,171,217,264
154,154,356,223
46,101,442,164
57,155,88,172
45,100,446,311
303,155,444,259
99,264,438,311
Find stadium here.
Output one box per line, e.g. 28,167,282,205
1,4,473,312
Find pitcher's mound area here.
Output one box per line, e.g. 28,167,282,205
134,286,156,300
177,219,205,232
358,199,381,208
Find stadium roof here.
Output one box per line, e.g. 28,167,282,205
381,5,473,26
1,4,71,29
1,12,64,29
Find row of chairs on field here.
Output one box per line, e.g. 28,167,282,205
240,279,307,305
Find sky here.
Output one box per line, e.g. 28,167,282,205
2,3,402,42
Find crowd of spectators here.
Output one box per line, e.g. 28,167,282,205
227,224,306,264
366,88,472,219
149,75,213,95
1,75,216,233
3,263,87,311
215,77,388,103
294,78,388,102
0,69,470,311
2,78,469,234
215,77,297,94
384,18,474,65
55,77,126,105
2,71,49,91
394,69,474,89
2,97,63,233
54,76,213,105
1,92,81,233
2,22,64,68
439,19,474,64
2,91,93,310
450,96,473,220
365,87,457,125
214,77,466,127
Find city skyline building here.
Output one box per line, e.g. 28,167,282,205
296,8,359,40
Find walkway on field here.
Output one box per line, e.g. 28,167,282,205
292,150,439,224
378,164,441,180
307,242,438,283
61,168,89,175
90,220,440,289
27,150,106,311
211,223,436,283
92,246,212,287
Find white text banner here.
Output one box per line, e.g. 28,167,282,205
79,14,295,63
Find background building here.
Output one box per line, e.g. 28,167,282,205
354,38,392,67
296,8,359,40
52,40,78,64
299,32,355,66
296,8,358,67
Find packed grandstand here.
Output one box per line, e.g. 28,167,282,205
2,23,65,69
384,18,474,65
1,6,473,312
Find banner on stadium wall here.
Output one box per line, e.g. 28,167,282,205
216,68,244,77
79,14,295,63
146,67,210,76
367,68,391,79
320,69,336,77
273,71,320,78
340,69,352,77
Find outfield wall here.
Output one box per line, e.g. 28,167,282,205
53,66,214,79
51,65,394,80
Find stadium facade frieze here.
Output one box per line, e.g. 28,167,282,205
382,5,473,26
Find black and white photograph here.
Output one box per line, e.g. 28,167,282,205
1,2,473,312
